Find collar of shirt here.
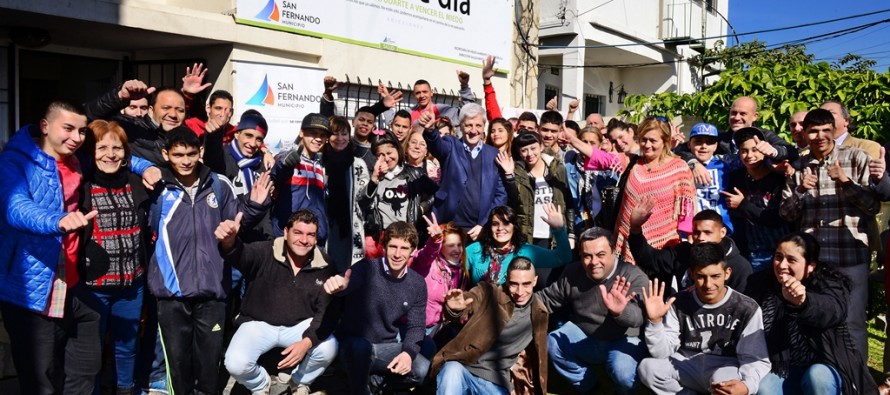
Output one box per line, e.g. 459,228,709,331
463,140,483,159
381,258,407,279
806,144,839,168
835,132,849,146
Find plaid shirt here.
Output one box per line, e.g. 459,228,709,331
780,145,879,267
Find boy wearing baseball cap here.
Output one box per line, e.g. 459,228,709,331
271,113,351,244
686,122,734,233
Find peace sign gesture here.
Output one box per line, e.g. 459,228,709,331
422,212,442,241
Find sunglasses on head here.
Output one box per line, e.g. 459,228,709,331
646,116,670,122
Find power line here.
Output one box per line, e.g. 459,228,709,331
534,7,890,50
537,18,890,69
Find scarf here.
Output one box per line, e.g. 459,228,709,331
484,244,514,284
229,142,262,195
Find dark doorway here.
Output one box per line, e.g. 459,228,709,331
18,49,119,126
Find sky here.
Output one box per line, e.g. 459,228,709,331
727,0,890,71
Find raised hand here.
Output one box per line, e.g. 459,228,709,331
416,106,437,130
205,117,225,134
720,187,745,209
642,279,675,324
422,213,442,240
797,167,817,194
323,269,351,295
387,352,413,376
568,99,580,112
826,160,849,183
142,166,162,190
670,123,685,148
778,273,807,306
771,159,794,177
427,165,441,184
456,69,470,87
541,203,564,229
869,147,886,181
600,275,637,316
371,157,388,183
444,288,474,312
59,210,98,233
249,171,273,205
214,212,243,251
482,55,496,82
545,96,557,111
378,83,404,108
323,76,340,92
629,196,657,230
118,80,156,102
752,135,778,158
181,63,212,95
496,150,515,176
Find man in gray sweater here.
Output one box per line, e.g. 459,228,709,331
536,227,650,394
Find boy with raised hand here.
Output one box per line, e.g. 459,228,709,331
685,122,734,234
323,222,429,395
148,127,271,395
638,242,770,395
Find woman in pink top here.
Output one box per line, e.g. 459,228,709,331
613,117,695,263
409,214,470,347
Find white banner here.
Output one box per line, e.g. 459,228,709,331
234,61,327,154
235,0,511,72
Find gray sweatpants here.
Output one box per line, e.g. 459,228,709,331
638,354,741,395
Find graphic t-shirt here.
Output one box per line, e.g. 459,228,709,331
532,177,553,239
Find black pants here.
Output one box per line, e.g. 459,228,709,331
157,298,226,395
0,285,102,395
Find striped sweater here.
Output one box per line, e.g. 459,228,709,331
614,156,695,264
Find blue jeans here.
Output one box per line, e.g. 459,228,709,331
756,364,842,395
436,361,509,395
547,322,647,394
83,280,145,392
224,319,338,392
338,336,430,395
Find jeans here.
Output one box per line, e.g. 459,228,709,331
224,319,338,392
0,285,102,395
83,279,145,392
436,361,508,395
836,264,868,363
547,322,647,394
338,336,430,395
157,298,226,395
756,364,842,395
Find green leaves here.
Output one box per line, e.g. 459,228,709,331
620,48,890,144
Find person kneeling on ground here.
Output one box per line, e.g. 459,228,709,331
638,242,770,395
430,256,549,395
219,209,340,395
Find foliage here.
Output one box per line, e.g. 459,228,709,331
621,45,890,144
688,40,814,71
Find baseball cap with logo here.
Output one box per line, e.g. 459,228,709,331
301,113,331,134
689,122,719,138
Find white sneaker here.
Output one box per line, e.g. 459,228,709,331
291,384,311,395
251,379,271,395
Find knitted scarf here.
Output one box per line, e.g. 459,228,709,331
229,142,261,194
484,244,514,284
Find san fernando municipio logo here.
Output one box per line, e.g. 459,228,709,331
247,75,275,106
255,0,280,22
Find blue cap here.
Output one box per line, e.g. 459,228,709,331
689,123,718,138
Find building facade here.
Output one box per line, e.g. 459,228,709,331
537,0,729,120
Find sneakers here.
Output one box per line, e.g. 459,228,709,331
291,384,311,395
252,379,271,395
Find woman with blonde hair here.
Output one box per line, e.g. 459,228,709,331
613,117,695,264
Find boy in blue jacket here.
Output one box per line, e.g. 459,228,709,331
147,127,269,395
685,123,734,234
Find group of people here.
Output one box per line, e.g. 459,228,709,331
0,57,888,395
